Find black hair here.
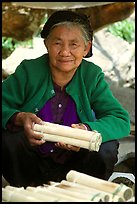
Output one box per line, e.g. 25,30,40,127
41,10,93,57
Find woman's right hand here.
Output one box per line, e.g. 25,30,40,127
14,112,45,146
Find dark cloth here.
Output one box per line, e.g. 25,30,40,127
2,129,119,187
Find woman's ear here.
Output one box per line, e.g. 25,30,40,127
44,39,48,48
84,41,92,57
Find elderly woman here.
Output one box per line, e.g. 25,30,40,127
2,10,130,187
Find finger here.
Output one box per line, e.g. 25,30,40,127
58,142,67,149
55,142,69,150
71,123,87,130
31,139,45,146
71,124,81,129
33,132,43,140
71,124,78,128
30,114,43,125
30,135,45,146
67,144,80,152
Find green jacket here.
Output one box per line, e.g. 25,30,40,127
2,54,130,142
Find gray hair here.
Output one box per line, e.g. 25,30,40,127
48,21,91,46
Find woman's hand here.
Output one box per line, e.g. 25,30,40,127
55,123,88,152
14,112,45,146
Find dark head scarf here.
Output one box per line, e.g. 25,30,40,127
41,10,93,57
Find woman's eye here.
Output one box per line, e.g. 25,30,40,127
70,44,77,48
53,41,61,45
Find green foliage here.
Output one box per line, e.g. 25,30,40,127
2,37,16,52
2,37,33,59
2,37,33,50
107,19,135,43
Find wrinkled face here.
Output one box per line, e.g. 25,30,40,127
45,25,91,74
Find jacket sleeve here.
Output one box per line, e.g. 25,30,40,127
85,69,130,143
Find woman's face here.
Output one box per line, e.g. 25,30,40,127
45,25,91,74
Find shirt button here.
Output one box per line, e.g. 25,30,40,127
58,104,62,108
51,89,55,94
50,149,54,153
34,108,39,112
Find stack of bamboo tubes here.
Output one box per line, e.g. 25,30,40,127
2,170,134,202
33,121,102,151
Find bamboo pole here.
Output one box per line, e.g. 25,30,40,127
34,122,101,142
66,170,134,201
2,180,133,202
51,182,109,202
33,122,102,151
3,185,86,202
4,186,57,202
46,184,103,202
2,188,43,202
34,131,97,150
59,180,125,202
26,186,88,202
50,180,125,202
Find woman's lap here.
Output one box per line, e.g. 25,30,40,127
2,129,119,187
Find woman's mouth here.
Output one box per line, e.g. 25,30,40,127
58,59,73,63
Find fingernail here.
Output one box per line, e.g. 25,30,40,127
41,139,45,143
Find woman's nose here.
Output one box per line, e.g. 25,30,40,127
59,45,71,56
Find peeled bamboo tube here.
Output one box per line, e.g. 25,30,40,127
4,186,56,202
2,180,133,202
26,186,88,202
49,181,109,201
59,180,125,202
126,196,135,202
51,182,108,202
46,184,103,202
33,122,102,151
34,122,101,141
34,131,99,151
66,170,134,201
2,188,43,202
3,185,86,202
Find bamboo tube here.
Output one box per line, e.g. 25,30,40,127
126,196,135,202
2,188,43,202
33,122,102,151
49,181,110,202
34,122,101,142
3,185,85,202
49,181,109,201
34,131,98,151
5,186,57,202
53,183,108,202
59,180,125,202
44,181,124,202
66,170,134,201
26,186,87,202
46,184,103,202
